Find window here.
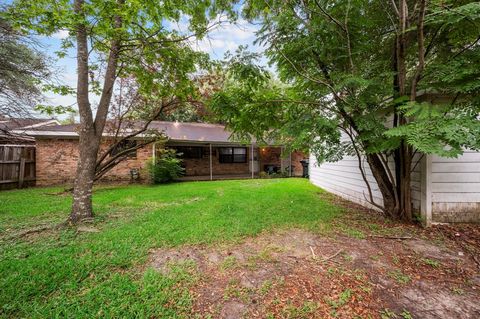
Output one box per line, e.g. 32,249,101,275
110,140,137,158
219,147,247,163
172,146,203,159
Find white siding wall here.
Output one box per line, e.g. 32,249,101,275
309,152,422,212
429,150,480,222
309,153,385,210
310,149,480,223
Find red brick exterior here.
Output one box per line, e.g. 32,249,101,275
170,145,251,176
259,147,307,176
260,147,282,168
35,138,152,186
35,138,308,185
291,151,307,176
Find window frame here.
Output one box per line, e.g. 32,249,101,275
218,147,247,163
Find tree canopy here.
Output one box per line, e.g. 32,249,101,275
210,0,480,220
0,14,51,118
7,0,236,222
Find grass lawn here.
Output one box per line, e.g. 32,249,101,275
0,178,342,318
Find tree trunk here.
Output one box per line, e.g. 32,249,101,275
394,0,414,222
366,153,399,218
69,0,95,222
378,0,413,222
394,142,413,221
70,131,100,222
363,151,414,221
68,0,123,223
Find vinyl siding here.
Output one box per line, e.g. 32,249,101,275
309,152,422,212
310,148,480,223
309,153,386,210
430,150,480,223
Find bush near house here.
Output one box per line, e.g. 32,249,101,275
147,149,185,183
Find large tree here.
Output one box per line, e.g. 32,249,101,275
0,13,51,118
94,76,207,182
9,0,233,222
211,1,480,221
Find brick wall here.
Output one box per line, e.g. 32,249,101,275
291,151,307,176
36,138,152,186
259,147,307,176
260,147,282,169
35,138,308,185
167,145,251,176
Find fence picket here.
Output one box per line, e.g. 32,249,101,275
0,145,36,190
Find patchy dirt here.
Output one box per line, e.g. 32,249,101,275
149,227,480,318
148,193,480,318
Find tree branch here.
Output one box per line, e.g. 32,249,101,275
93,0,124,134
410,0,426,100
343,126,385,212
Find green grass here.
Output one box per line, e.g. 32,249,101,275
422,258,441,268
0,178,342,318
326,288,352,309
388,269,411,284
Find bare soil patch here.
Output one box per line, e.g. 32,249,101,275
149,193,480,318
150,227,479,318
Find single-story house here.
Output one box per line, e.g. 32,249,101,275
15,121,307,186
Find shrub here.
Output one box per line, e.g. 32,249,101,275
148,149,185,184
259,169,290,179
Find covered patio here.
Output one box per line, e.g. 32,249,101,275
149,121,306,181
156,141,306,181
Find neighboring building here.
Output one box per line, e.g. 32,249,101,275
0,116,60,190
309,132,480,226
309,151,480,224
15,121,307,186
0,116,59,144
309,92,480,224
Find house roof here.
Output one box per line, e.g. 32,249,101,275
0,117,60,131
0,117,60,145
13,121,253,144
149,121,238,143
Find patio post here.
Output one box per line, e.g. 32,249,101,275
209,143,213,180
251,143,254,179
289,152,292,177
280,146,284,172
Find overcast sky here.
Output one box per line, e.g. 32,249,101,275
39,16,263,120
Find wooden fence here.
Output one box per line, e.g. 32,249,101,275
0,145,36,190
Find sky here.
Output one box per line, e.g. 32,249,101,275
38,15,264,120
